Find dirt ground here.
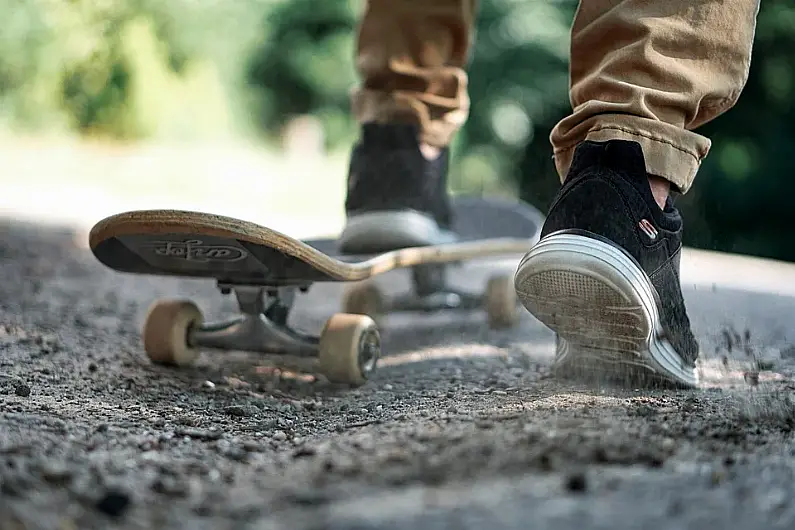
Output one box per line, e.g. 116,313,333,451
2,218,795,530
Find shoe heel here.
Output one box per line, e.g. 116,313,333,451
514,232,697,387
514,232,654,350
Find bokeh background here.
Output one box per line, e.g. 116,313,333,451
2,0,793,260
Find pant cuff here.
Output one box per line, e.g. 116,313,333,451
552,115,712,194
351,88,468,148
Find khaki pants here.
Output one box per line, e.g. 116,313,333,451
351,0,760,193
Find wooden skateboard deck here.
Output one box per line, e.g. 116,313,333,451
89,196,545,286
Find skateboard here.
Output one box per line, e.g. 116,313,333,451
89,196,545,386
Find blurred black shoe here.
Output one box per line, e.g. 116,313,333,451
339,123,456,254
514,140,699,388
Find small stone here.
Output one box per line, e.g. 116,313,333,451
225,447,249,462
292,445,316,458
41,464,73,485
95,490,131,517
151,476,189,497
383,384,393,391
243,441,267,452
14,383,30,397
272,431,287,442
224,377,249,388
175,428,223,441
224,405,252,417
565,472,587,493
203,381,216,389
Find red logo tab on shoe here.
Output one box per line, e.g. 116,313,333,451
638,219,658,240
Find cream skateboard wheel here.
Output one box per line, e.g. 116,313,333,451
318,313,380,385
484,274,518,329
142,299,203,366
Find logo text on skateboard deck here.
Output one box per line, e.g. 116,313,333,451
145,239,249,263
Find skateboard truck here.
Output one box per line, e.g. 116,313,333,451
191,285,317,356
140,284,381,386
342,263,520,329
389,264,484,312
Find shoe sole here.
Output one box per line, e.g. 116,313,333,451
339,211,456,254
514,232,698,388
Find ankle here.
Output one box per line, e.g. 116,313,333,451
419,143,442,161
647,175,670,210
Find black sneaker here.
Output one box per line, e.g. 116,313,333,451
514,140,699,388
339,122,457,254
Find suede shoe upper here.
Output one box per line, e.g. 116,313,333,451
345,122,452,229
541,140,699,366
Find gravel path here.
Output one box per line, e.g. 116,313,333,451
2,218,795,530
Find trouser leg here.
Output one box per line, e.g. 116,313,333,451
351,0,478,148
550,0,761,193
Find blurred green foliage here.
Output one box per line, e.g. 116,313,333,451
0,0,268,139
3,0,795,261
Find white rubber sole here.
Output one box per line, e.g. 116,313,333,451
339,211,455,253
514,232,698,388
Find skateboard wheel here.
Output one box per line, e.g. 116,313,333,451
318,313,380,385
485,274,518,329
341,281,385,320
142,299,204,366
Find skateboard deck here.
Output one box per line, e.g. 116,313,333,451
89,196,545,386
89,196,544,286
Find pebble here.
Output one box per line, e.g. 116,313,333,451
151,476,189,497
95,490,131,517
175,428,223,441
224,405,253,417
41,464,73,485
14,382,31,397
272,431,287,442
565,472,588,493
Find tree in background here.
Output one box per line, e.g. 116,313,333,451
0,0,263,140
3,0,795,261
